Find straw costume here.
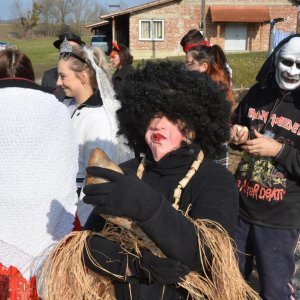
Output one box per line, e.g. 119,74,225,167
41,62,259,299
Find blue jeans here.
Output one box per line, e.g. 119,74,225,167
235,217,299,300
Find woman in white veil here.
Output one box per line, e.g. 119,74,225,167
57,38,134,227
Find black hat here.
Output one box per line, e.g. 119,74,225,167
53,32,85,49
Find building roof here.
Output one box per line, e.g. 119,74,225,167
100,0,179,19
86,20,109,29
210,6,271,23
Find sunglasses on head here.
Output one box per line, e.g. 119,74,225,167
59,52,88,64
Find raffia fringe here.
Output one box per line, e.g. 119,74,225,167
41,148,258,299
178,218,259,299
40,231,116,300
40,217,259,300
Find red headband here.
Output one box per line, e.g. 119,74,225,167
110,41,120,58
110,50,118,58
183,41,210,53
112,41,120,51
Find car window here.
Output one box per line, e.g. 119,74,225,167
91,36,108,43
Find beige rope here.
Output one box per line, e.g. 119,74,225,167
136,150,204,210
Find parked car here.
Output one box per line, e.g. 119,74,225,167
90,35,109,54
0,41,16,51
0,41,9,51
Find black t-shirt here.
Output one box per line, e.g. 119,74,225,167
233,81,300,229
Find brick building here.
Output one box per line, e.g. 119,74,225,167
86,0,299,59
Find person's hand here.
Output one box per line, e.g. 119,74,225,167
230,124,249,145
83,234,128,279
241,129,282,157
129,249,190,285
83,167,161,223
83,235,189,285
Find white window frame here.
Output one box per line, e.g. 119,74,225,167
139,19,165,41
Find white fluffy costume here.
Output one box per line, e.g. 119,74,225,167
0,78,78,299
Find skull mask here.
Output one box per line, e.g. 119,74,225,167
275,37,300,90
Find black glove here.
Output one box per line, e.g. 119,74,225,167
83,234,190,285
83,167,161,223
129,249,190,285
83,234,128,279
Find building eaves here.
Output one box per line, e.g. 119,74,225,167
100,0,179,19
86,20,109,29
210,6,271,23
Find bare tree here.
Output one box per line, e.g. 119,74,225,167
38,0,74,35
86,1,104,23
38,0,57,36
12,0,42,38
71,0,104,32
71,0,86,34
52,0,74,26
13,0,106,37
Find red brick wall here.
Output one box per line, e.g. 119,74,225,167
130,0,201,58
206,3,298,51
129,0,299,59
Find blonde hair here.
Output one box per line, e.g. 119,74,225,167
66,46,111,92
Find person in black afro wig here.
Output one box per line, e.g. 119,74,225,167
116,60,231,160
82,60,240,300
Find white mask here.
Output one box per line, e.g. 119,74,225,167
275,37,300,90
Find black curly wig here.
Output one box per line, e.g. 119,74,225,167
116,61,231,159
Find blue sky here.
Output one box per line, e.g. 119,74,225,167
0,0,31,20
0,0,151,20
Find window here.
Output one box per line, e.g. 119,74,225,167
139,19,164,41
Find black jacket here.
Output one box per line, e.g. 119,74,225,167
85,144,239,299
112,64,135,95
233,80,300,229
41,67,65,101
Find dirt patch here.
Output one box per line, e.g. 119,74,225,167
228,149,242,174
233,88,249,104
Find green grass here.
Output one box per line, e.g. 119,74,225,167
134,51,268,89
227,51,268,88
12,38,59,79
7,36,91,79
0,24,15,36
4,35,268,88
